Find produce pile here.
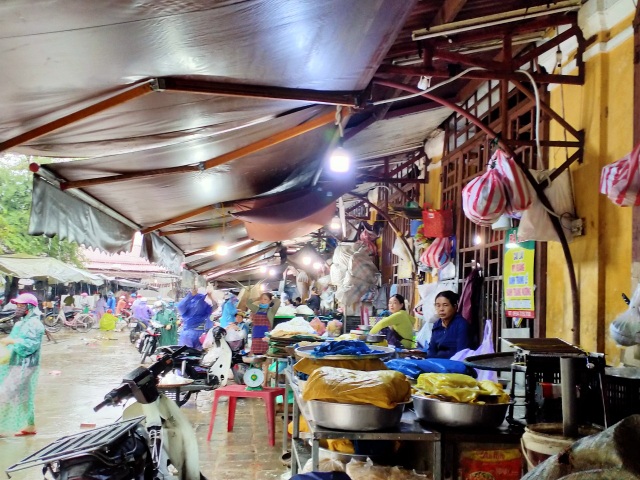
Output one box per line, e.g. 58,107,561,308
414,373,510,404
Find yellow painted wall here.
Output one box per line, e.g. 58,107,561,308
546,16,634,363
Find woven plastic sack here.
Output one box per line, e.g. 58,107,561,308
492,149,535,213
302,366,411,408
610,283,640,347
462,168,507,225
419,237,451,269
601,143,640,206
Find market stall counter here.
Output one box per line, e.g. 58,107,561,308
285,369,442,478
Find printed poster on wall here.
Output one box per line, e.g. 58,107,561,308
504,228,535,318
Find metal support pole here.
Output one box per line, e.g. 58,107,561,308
560,357,580,437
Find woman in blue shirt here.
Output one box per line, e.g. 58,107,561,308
427,291,470,359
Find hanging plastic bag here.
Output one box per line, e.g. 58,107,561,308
492,149,535,213
450,319,498,382
462,168,507,226
420,237,451,269
610,284,640,346
518,169,575,243
421,203,454,238
601,143,640,206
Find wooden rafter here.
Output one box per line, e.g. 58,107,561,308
61,110,339,190
185,236,250,258
430,0,468,27
200,244,276,276
0,82,154,153
187,241,261,270
158,219,242,237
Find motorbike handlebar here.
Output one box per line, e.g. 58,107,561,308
94,345,187,411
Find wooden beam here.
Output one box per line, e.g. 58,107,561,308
187,241,261,270
141,205,218,235
185,236,250,258
199,245,276,276
376,65,583,85
433,49,503,71
431,0,468,26
514,25,581,68
158,219,242,236
61,110,339,190
158,77,361,107
0,82,154,153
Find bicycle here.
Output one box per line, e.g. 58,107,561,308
45,308,92,332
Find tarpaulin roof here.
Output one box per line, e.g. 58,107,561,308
0,254,104,285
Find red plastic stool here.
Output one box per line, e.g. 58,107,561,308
206,384,285,447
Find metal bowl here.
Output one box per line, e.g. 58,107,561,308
412,395,510,429
366,334,385,343
308,400,405,431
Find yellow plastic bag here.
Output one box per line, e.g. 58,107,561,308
0,344,10,365
302,367,411,408
287,415,310,435
416,373,510,404
294,358,387,376
324,439,355,454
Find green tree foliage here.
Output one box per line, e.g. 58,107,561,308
0,154,84,266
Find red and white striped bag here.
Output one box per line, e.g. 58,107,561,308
600,143,640,206
420,237,451,269
492,149,535,213
462,168,507,226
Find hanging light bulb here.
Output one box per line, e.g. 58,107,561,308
216,244,229,256
259,265,267,273
302,256,312,266
329,146,350,173
313,262,323,270
269,268,277,276
329,216,341,231
473,235,482,246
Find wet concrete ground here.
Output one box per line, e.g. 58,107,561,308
0,329,290,480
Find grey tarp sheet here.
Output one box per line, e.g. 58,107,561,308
140,233,184,274
0,254,103,285
29,177,136,254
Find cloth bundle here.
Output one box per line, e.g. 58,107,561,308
302,367,411,408
312,340,372,357
384,358,472,380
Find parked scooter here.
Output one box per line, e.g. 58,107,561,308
139,320,163,363
6,346,205,480
155,326,234,389
0,311,15,334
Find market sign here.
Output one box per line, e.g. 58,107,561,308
503,228,535,318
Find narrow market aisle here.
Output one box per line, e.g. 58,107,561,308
0,329,288,480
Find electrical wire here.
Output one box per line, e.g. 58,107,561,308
515,69,543,167
369,67,487,106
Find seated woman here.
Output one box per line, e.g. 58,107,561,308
368,294,415,349
427,291,470,359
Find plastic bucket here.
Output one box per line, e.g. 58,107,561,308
521,423,600,470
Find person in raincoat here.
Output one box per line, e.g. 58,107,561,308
99,309,118,331
133,297,153,327
0,293,45,436
177,287,216,349
153,301,177,347
106,292,116,312
219,292,239,328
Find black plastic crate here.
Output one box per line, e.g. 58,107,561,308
604,374,640,425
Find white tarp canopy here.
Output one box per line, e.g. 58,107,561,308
0,254,103,285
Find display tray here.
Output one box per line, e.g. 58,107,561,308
463,352,515,372
294,344,395,360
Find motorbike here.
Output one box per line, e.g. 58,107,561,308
129,318,147,344
155,326,235,390
139,320,163,363
6,346,205,480
0,311,15,334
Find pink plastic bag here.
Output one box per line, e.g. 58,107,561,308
420,237,451,269
600,143,640,206
462,169,507,226
450,319,497,382
493,149,535,213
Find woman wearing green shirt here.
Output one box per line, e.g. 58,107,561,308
369,294,415,349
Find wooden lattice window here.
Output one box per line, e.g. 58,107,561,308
442,80,547,342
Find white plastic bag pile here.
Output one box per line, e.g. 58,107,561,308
331,242,381,308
